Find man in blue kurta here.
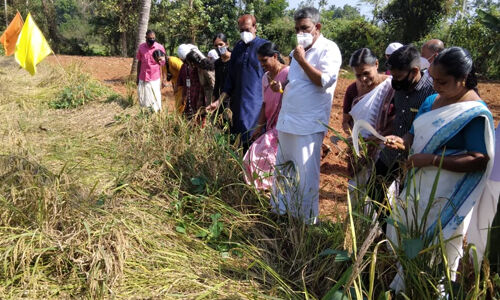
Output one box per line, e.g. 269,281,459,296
207,14,267,147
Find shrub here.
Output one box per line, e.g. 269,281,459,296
50,70,113,109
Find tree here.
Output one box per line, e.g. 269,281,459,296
323,4,362,20
379,0,451,43
91,0,140,57
130,0,151,76
4,0,7,27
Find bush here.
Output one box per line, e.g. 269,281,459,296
322,18,387,66
50,71,114,109
447,16,500,79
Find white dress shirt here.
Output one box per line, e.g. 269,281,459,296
276,34,342,135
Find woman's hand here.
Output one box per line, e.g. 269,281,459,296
384,135,406,150
405,153,435,169
206,93,227,112
342,114,352,134
250,125,264,141
269,80,283,93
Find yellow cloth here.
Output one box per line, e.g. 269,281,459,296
0,12,23,56
168,56,184,113
15,13,52,75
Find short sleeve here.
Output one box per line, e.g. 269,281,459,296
343,82,358,114
136,49,141,61
317,45,342,89
463,117,487,154
409,94,438,135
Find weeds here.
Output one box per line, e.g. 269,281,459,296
0,56,498,299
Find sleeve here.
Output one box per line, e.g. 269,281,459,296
463,117,487,154
177,65,186,87
317,43,342,89
343,82,357,114
223,45,238,96
170,57,183,74
409,94,437,135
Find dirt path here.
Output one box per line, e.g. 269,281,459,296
46,55,500,219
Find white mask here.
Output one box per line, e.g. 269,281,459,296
240,31,255,44
297,32,314,48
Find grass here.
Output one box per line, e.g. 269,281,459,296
0,56,498,299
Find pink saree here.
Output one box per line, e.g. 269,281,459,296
244,67,289,190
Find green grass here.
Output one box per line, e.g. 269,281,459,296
0,56,498,299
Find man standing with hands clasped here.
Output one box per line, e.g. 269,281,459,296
271,7,342,224
136,30,166,112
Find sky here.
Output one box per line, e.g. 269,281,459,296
287,0,374,18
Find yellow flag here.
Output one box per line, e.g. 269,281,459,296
15,13,53,75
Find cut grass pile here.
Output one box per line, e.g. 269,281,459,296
1,56,499,299
0,57,354,298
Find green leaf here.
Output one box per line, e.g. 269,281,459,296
403,238,424,259
175,225,186,234
319,249,351,262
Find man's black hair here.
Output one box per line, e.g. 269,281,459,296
386,45,420,71
146,29,155,36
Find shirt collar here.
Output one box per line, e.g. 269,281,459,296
414,70,430,91
307,34,325,51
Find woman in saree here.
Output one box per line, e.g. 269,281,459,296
343,48,394,179
384,47,497,291
343,48,394,136
243,42,289,190
177,48,214,120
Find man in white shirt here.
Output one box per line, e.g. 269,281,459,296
272,7,341,224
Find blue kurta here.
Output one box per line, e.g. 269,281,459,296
224,37,268,144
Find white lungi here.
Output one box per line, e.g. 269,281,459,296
137,79,162,112
272,131,323,224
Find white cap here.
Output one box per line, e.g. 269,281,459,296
385,42,404,55
207,49,219,60
177,43,196,60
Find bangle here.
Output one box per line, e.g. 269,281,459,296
432,155,438,166
279,88,284,94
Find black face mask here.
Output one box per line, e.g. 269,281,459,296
146,38,155,47
391,71,414,91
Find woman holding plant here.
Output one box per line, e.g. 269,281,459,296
243,42,289,190
384,47,497,291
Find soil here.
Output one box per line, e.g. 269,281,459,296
46,55,500,220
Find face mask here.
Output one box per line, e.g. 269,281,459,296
240,31,255,44
218,46,227,55
146,38,155,47
296,32,314,48
391,71,414,91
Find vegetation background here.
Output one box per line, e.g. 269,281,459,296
1,0,500,299
1,0,499,78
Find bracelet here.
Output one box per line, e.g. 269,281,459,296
432,155,438,166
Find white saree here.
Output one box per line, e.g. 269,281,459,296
387,101,497,291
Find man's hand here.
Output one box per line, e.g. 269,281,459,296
293,45,306,64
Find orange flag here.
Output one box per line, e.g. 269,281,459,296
0,12,24,56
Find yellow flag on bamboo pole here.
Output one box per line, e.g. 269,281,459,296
15,13,53,75
0,12,24,56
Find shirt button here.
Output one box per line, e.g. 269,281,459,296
402,110,405,113
406,96,409,99
399,125,402,128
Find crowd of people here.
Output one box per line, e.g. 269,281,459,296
134,6,499,293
